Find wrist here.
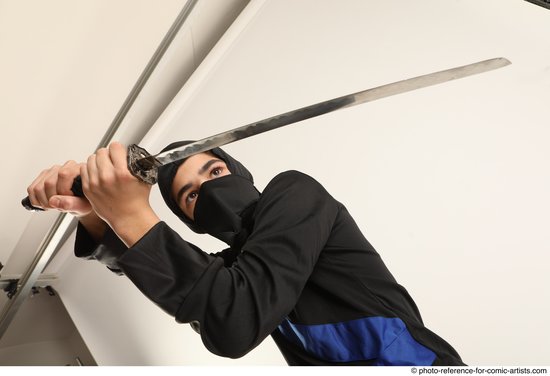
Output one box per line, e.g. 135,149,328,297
109,208,160,248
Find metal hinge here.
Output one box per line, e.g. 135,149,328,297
2,279,19,299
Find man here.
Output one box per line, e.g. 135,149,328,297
27,141,465,365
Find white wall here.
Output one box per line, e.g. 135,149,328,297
56,0,550,365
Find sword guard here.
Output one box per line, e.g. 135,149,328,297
127,144,162,185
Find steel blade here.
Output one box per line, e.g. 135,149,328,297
133,57,511,183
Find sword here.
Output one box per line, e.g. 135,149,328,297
22,57,511,211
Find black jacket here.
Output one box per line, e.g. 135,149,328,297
75,170,465,365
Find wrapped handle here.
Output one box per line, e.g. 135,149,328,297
21,144,157,211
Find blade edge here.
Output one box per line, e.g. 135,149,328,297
153,57,511,166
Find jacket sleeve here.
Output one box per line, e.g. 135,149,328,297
74,222,129,275
116,171,340,358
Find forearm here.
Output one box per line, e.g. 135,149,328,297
77,211,107,243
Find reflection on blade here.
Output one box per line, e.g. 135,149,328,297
138,57,511,174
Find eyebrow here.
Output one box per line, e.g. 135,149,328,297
175,158,224,203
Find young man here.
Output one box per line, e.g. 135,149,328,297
27,141,465,366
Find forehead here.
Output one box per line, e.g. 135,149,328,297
179,152,218,171
171,152,226,189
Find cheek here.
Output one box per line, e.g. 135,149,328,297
176,198,195,221
186,202,197,221
173,193,194,220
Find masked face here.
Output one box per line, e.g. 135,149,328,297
193,174,260,246
158,143,259,246
170,151,260,247
171,152,231,220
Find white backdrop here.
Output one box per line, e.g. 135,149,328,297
56,0,550,365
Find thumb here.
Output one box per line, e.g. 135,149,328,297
50,195,92,215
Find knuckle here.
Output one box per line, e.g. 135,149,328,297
96,147,108,155
98,172,112,185
31,184,42,198
58,168,74,180
44,177,56,190
63,160,76,167
114,167,129,180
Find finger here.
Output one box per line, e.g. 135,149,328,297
108,142,128,171
27,169,48,208
86,153,99,187
80,161,90,196
95,147,114,182
57,160,79,196
43,165,61,203
50,195,92,215
30,168,58,208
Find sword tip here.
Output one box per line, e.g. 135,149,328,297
493,57,512,66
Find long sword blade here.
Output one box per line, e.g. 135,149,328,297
135,57,511,178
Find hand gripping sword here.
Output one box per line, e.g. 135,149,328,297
22,57,511,211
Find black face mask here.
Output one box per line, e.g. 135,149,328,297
194,174,260,247
157,141,256,237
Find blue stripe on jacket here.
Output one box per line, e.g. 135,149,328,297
277,316,436,365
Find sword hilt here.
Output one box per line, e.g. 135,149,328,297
22,144,159,211
21,196,44,212
127,144,162,185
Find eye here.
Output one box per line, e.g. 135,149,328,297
211,166,224,177
186,191,198,204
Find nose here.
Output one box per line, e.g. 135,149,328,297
197,176,210,187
